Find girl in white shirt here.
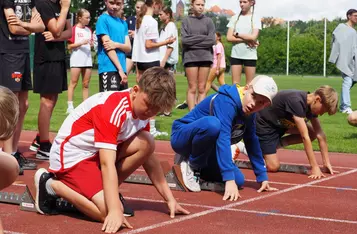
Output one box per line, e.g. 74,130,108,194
67,9,93,114
226,0,261,85
159,6,178,73
132,0,176,137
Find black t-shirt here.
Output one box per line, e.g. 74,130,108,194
34,0,70,63
0,0,35,53
256,90,317,135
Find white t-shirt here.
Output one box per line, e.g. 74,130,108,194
49,90,149,172
227,14,262,60
132,15,160,63
159,22,178,65
69,25,93,67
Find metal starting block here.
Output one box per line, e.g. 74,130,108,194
0,184,36,212
124,160,312,192
235,160,309,174
124,161,227,192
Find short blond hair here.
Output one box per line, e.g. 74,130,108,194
0,86,19,141
138,67,176,113
314,85,338,115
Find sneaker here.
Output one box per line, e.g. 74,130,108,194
66,106,74,115
36,142,52,160
29,135,40,152
150,129,169,138
176,101,188,110
119,193,134,217
180,160,201,192
55,198,78,213
157,112,172,117
341,108,353,114
34,168,57,215
231,142,247,162
12,151,37,170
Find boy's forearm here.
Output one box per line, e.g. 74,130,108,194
115,42,131,53
317,135,331,166
106,50,124,72
52,28,71,41
23,21,44,33
101,164,122,213
303,137,319,168
143,154,175,202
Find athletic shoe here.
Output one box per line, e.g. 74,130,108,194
119,193,134,217
29,135,40,152
176,101,188,110
34,168,57,215
36,142,52,160
157,112,172,117
341,108,353,114
55,198,79,213
66,106,74,115
231,142,247,162
180,160,201,192
12,151,37,170
150,129,169,138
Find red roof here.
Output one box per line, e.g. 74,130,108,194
207,5,235,16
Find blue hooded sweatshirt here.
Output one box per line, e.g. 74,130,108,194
174,84,268,183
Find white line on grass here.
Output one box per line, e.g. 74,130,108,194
122,168,357,234
125,196,357,225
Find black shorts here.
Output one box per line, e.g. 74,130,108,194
257,128,286,155
230,57,257,67
33,61,67,94
99,71,128,92
126,54,132,60
136,61,160,71
184,61,212,68
0,53,32,92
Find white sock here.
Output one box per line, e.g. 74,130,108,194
45,178,57,196
67,101,74,109
236,141,247,155
150,119,156,132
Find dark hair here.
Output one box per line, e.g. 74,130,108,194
347,9,357,20
76,8,89,24
162,6,174,22
216,32,222,43
136,0,163,29
191,0,205,3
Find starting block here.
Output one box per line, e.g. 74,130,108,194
0,183,36,212
235,160,309,174
124,161,227,192
124,160,313,192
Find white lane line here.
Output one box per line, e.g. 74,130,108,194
227,208,357,224
122,168,357,234
245,179,357,191
125,197,357,225
4,231,26,234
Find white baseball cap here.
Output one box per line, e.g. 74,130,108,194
250,75,278,103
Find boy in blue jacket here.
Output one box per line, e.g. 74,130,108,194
171,75,278,201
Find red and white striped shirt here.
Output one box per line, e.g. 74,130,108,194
49,90,149,172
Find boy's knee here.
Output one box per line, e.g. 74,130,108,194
202,117,221,136
266,161,280,172
138,131,155,155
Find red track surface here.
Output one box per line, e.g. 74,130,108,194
1,130,357,234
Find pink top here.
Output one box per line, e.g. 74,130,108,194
212,42,226,69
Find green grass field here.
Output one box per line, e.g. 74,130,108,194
23,71,357,153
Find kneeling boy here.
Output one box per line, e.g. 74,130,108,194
247,85,338,179
34,67,189,232
171,75,278,201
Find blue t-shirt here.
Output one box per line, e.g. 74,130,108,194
96,13,128,74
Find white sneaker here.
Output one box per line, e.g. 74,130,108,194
66,106,74,115
150,129,169,138
231,141,247,162
180,160,201,192
341,108,353,114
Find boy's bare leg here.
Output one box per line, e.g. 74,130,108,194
116,130,155,184
348,111,357,126
0,151,19,190
264,153,280,172
280,124,316,146
51,180,105,222
50,131,154,221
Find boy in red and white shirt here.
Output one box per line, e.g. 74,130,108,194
34,67,189,233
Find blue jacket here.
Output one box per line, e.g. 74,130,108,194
175,84,268,182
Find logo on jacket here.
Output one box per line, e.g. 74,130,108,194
12,72,23,82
